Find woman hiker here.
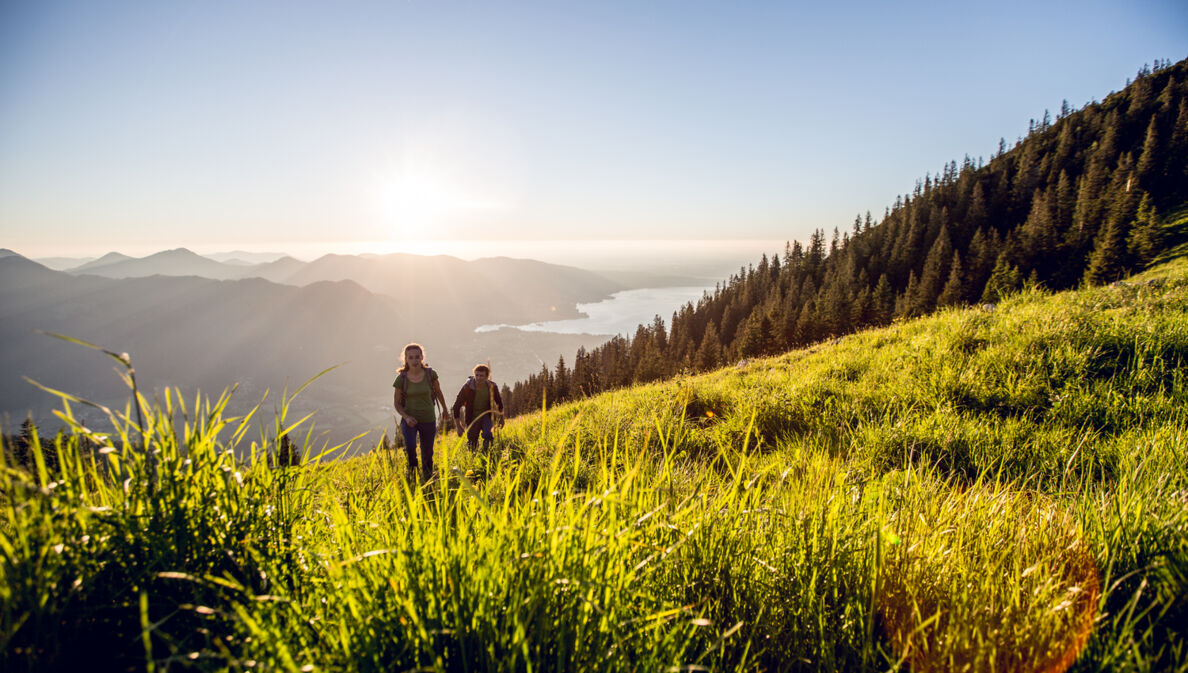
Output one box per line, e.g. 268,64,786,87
392,342,449,482
451,363,505,452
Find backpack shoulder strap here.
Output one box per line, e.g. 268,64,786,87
402,368,435,391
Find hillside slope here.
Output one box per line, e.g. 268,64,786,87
505,255,1188,486
506,57,1188,414
5,256,1183,671
481,254,1187,670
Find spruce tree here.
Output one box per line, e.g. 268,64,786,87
1136,117,1162,191
794,300,818,344
1084,216,1130,285
897,271,920,317
917,226,953,313
965,228,995,295
1126,193,1162,269
737,313,772,358
694,322,723,371
872,274,895,324
553,356,570,402
1054,170,1076,234
501,384,513,413
981,254,1023,303
1020,189,1057,276
937,252,966,307
851,286,874,327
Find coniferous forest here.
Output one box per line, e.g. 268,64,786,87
504,58,1188,417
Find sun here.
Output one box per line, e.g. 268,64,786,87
374,167,503,241
377,174,461,234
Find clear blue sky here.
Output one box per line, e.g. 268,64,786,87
1,0,1185,258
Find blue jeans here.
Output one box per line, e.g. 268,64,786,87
466,414,494,451
400,419,436,480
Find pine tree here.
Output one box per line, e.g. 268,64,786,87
806,229,827,282
737,311,780,358
1126,71,1155,120
872,274,895,324
500,384,513,415
1084,215,1131,285
937,252,966,307
1020,188,1056,276
1054,170,1076,235
694,321,723,371
818,271,852,336
965,228,996,296
1168,99,1188,199
1052,120,1075,176
896,271,920,317
917,225,953,313
1011,143,1040,211
1136,116,1162,190
1071,154,1107,254
552,356,570,403
850,286,874,327
794,300,819,344
571,346,590,397
891,212,926,286
1126,192,1162,269
981,254,1023,303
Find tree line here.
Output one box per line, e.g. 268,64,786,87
503,58,1188,418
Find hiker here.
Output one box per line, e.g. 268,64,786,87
451,364,505,452
392,342,448,482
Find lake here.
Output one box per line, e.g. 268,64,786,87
475,285,713,336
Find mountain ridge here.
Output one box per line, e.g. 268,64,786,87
504,56,1188,416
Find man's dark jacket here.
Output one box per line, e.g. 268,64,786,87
451,377,505,426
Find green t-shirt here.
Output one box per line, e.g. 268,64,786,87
393,369,439,424
474,382,490,415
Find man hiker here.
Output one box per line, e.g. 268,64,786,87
451,364,505,452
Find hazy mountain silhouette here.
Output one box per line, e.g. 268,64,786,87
69,248,244,279
31,256,96,270
68,251,136,272
64,249,627,326
205,250,289,265
276,253,624,325
2,254,394,415
241,255,308,282
0,253,609,447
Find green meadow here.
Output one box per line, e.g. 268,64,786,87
4,257,1187,672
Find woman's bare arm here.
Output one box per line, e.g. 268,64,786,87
394,386,415,426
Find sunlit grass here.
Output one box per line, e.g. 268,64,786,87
3,259,1187,671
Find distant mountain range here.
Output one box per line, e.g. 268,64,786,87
0,251,615,447
54,248,626,326
70,248,243,279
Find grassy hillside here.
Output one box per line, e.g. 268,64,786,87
3,256,1187,671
